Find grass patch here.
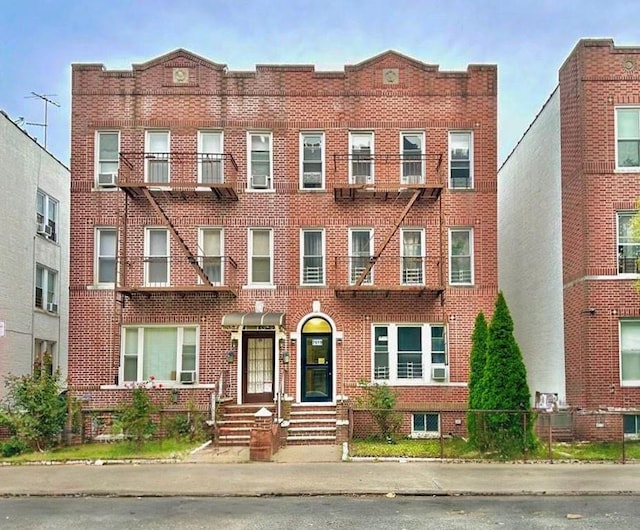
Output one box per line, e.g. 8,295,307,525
350,438,640,461
0,439,202,464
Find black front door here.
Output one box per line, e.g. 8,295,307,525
301,333,332,402
242,332,274,403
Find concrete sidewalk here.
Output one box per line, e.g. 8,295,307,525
0,444,638,498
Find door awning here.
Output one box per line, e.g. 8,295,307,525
222,312,286,329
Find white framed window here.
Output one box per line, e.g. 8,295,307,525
301,229,325,285
121,325,198,384
300,132,324,189
616,108,640,170
95,131,120,187
36,190,58,242
372,323,447,384
401,229,424,285
350,132,374,184
401,132,424,184
449,131,473,189
145,130,170,183
95,227,117,286
249,228,273,286
198,227,223,285
624,414,640,438
198,131,224,184
620,320,640,386
412,413,440,438
34,339,55,377
449,228,473,285
349,228,373,285
145,228,169,286
35,264,57,313
617,212,640,274
248,132,273,190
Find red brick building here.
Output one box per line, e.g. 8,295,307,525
69,49,498,443
499,39,640,440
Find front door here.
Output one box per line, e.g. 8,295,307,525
242,332,274,403
301,333,332,402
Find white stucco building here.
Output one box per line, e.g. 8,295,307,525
0,110,69,392
497,89,566,404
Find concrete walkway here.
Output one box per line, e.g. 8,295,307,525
0,444,638,497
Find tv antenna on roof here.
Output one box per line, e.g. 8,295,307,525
25,92,60,150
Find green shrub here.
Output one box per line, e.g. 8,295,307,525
1,370,67,451
116,388,159,443
1,437,28,457
357,382,402,441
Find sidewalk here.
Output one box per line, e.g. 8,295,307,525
0,444,638,497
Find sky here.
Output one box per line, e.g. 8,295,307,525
1,0,639,166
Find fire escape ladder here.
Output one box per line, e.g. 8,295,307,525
140,187,211,285
355,188,423,286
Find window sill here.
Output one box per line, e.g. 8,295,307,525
614,168,640,174
300,283,327,288
449,283,474,287
298,188,326,193
243,284,276,290
245,188,276,193
87,284,115,290
100,383,217,390
372,379,466,387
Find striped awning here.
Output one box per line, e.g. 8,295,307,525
221,312,286,329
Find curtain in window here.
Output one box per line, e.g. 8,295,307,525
351,231,371,284
201,229,222,283
147,230,168,284
303,231,323,283
251,230,271,283
98,229,117,283
181,328,197,372
621,321,640,381
123,328,139,381
451,230,471,282
402,231,423,284
143,328,177,381
200,133,222,183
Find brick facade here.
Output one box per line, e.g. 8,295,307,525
559,40,640,428
69,50,497,424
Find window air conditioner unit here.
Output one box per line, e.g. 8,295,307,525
251,174,269,189
179,370,196,384
353,175,373,185
46,302,58,313
303,172,322,185
431,366,448,380
98,172,117,187
37,222,48,235
44,224,53,237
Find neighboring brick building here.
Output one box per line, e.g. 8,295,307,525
0,110,70,393
69,49,497,443
499,39,640,439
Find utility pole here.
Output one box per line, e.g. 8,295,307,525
25,92,60,150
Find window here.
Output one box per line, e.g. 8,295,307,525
401,132,424,184
372,324,447,384
122,326,198,383
36,190,58,242
198,131,223,184
349,229,373,285
145,228,169,286
449,131,473,188
96,228,117,286
301,229,324,285
412,413,440,438
145,131,170,183
34,339,55,377
616,108,640,170
199,228,223,284
96,131,119,187
401,229,424,285
35,265,57,312
449,228,473,284
620,320,640,385
618,212,640,274
624,415,640,438
248,132,273,190
350,132,374,184
301,132,324,189
249,229,273,285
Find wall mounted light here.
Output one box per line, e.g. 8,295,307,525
279,337,286,350
282,351,290,364
171,389,179,404
226,350,235,363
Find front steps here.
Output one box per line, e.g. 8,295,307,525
215,403,338,446
287,404,337,445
